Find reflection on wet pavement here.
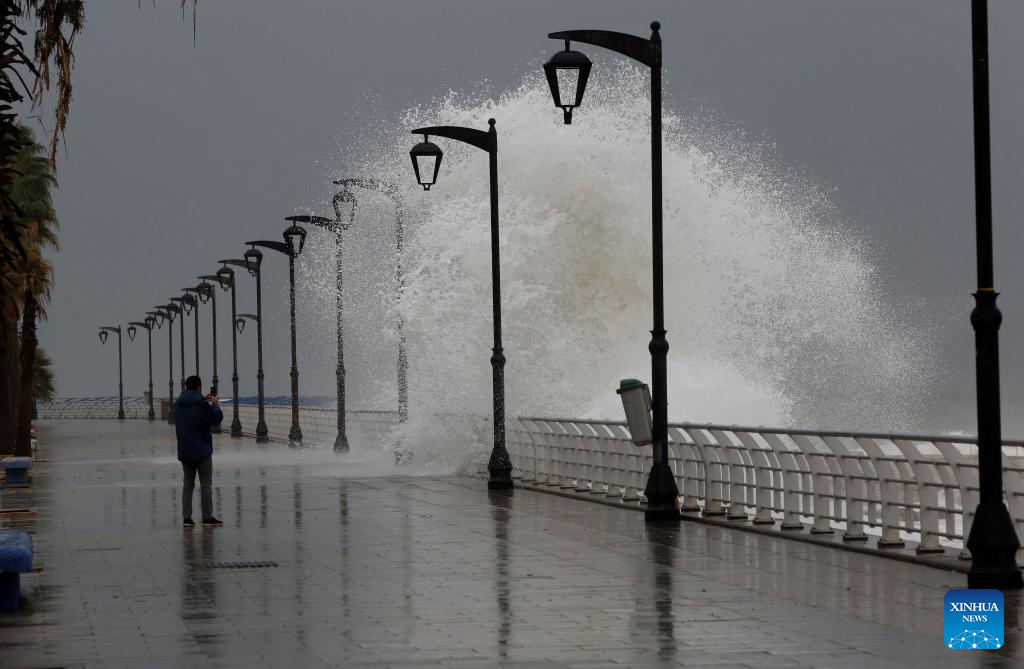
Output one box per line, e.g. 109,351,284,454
0,419,1020,667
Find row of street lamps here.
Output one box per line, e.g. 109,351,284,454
95,13,1019,588
99,182,409,451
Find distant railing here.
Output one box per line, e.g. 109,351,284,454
36,397,150,419
509,417,1024,566
234,404,399,449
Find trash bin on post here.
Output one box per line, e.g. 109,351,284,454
616,378,653,446
160,399,171,421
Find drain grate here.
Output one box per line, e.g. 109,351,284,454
207,560,278,569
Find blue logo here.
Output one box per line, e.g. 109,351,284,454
945,589,1003,649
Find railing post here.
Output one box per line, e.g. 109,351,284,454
736,432,777,525
822,436,870,542
855,438,907,548
892,440,945,554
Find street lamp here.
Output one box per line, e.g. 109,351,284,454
285,210,350,452
216,262,244,437
248,222,307,447
235,312,260,438
98,325,125,420
196,279,220,395
409,118,512,491
169,296,189,392
965,0,1022,589
155,305,180,422
542,21,679,522
242,247,268,442
334,177,409,426
181,288,203,377
128,318,156,420
195,277,222,434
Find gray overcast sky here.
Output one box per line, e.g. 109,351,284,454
28,1,1024,434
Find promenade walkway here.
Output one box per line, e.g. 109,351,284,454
0,419,1021,668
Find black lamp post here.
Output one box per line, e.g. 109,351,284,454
128,318,156,421
181,289,202,377
98,325,125,420
284,210,350,452
248,222,307,447
156,305,180,422
169,297,189,392
216,263,244,437
409,118,512,491
235,312,260,437
334,177,408,425
196,278,220,395
966,0,1022,589
194,278,221,434
242,247,269,442
543,21,679,522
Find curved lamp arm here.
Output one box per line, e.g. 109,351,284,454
247,240,291,257
286,215,339,233
219,258,256,274
548,25,660,68
410,119,496,154
333,177,401,202
129,321,152,331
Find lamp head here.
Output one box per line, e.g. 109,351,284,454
283,223,307,256
409,135,443,190
216,265,234,290
243,247,263,275
543,40,592,124
127,324,137,341
98,329,108,345
197,281,213,304
332,189,357,229
235,317,246,334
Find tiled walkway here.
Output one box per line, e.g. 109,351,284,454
0,419,1021,668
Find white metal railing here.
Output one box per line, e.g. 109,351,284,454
509,416,1024,566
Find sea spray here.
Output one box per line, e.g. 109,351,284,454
297,65,940,473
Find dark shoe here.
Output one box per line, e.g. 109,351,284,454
183,518,195,527
202,517,223,526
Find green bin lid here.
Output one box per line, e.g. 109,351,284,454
616,378,645,395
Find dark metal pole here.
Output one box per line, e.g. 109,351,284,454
287,249,303,446
197,280,221,433
395,199,408,424
966,0,1022,589
166,313,174,423
486,122,512,490
178,310,185,393
116,327,125,420
643,22,679,522
193,301,200,376
335,229,348,452
255,264,268,442
146,325,154,420
209,287,220,432
229,278,242,437
209,289,219,395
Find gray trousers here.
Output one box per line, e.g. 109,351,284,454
181,457,213,520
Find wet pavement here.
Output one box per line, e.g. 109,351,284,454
1,419,1022,668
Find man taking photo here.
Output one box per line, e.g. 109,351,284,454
175,375,223,527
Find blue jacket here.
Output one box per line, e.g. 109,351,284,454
174,390,223,462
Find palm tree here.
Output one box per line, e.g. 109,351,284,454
32,346,55,408
10,125,56,456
